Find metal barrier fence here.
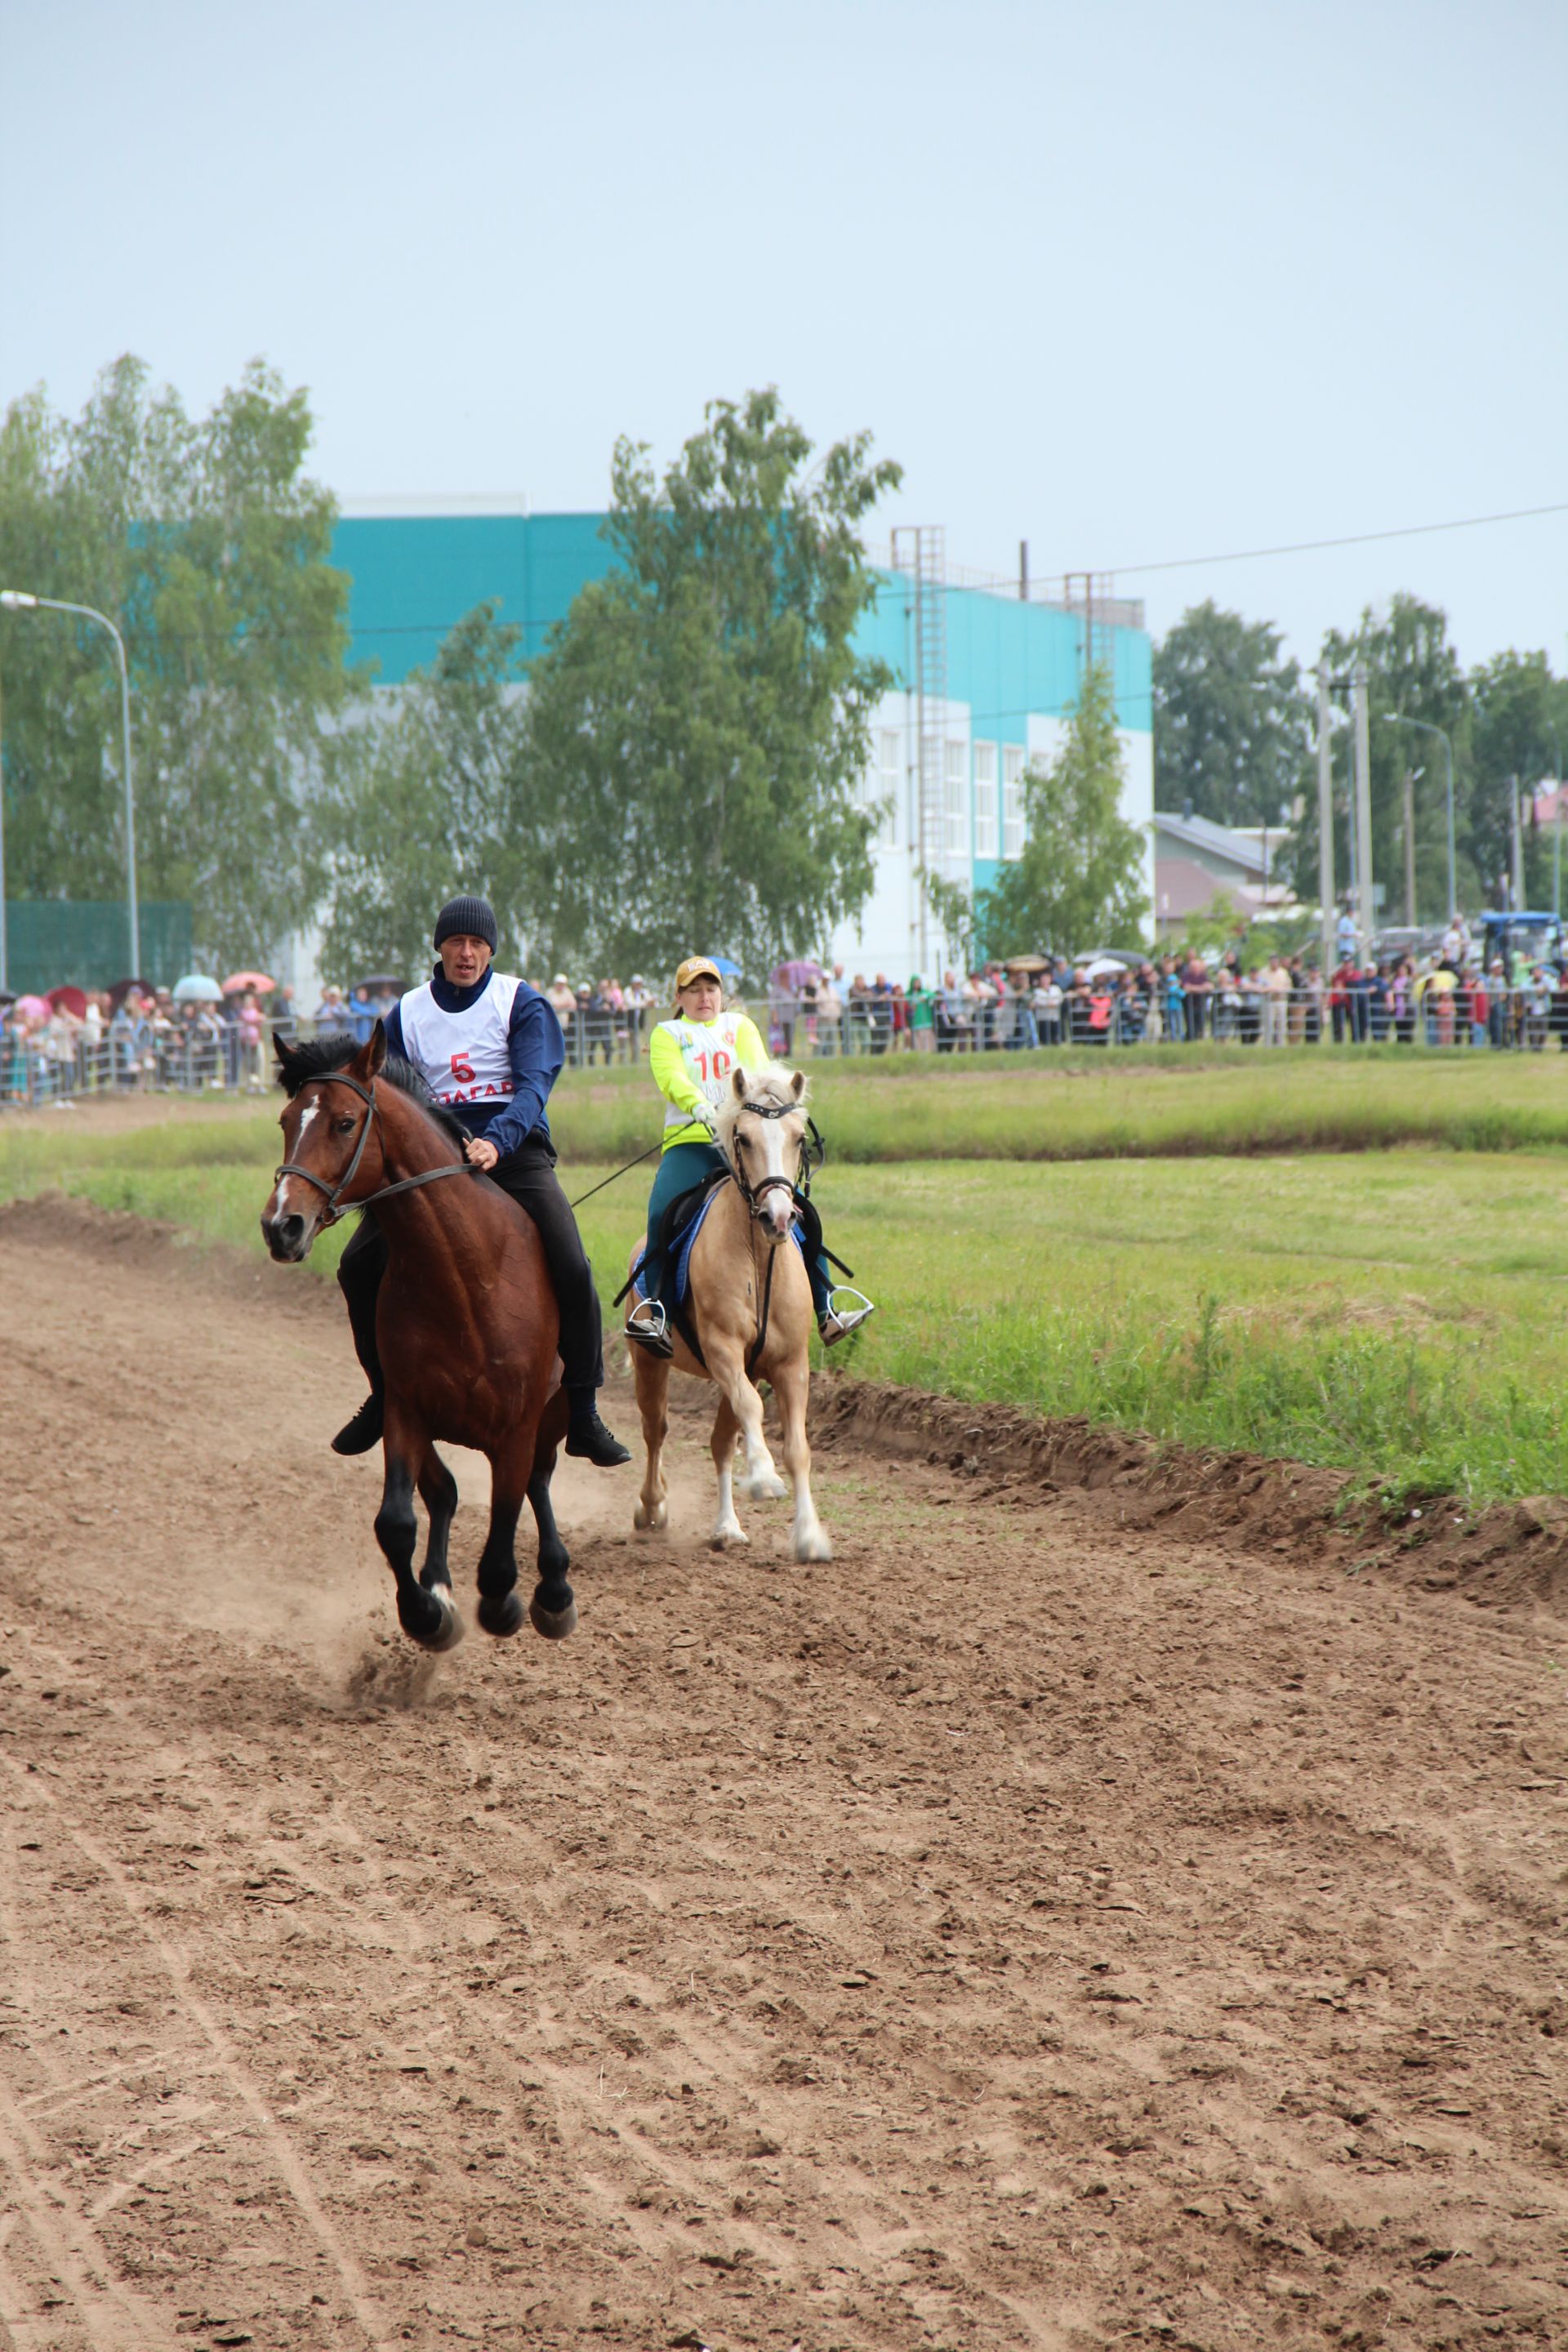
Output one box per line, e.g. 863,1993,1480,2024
770,982,1568,1056
0,1022,278,1107
0,1006,659,1109
5,987,1566,1110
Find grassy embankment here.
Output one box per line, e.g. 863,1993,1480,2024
553,1045,1568,1163
4,1052,1566,1503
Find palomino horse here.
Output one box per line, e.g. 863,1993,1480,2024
630,1062,831,1562
261,1025,577,1650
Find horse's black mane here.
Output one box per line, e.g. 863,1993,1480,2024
277,1032,470,1152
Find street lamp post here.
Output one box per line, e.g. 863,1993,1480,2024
1383,713,1456,924
0,590,140,980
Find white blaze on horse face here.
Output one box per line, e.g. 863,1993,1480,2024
276,1098,319,1218
749,1109,795,1236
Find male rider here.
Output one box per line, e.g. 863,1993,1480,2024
330,893,630,1469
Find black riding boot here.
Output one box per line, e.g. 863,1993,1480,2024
564,1384,632,1467
332,1218,386,1455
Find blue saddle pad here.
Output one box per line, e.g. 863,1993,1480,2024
633,1187,802,1309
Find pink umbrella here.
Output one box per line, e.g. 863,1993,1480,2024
770,959,826,988
222,969,276,994
14,995,50,1019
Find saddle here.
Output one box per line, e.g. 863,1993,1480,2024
617,1172,819,1372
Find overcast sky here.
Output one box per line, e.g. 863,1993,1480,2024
4,0,1565,676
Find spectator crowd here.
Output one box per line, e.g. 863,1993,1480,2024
7,920,1567,1108
758,917,1568,1054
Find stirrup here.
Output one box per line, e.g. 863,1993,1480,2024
625,1297,674,1358
818,1286,875,1346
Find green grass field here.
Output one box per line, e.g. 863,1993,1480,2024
552,1046,1568,1163
5,1068,1567,1506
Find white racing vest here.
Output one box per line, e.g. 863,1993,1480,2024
398,973,521,1112
657,1010,756,1129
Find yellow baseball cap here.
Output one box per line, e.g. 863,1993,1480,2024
674,956,723,992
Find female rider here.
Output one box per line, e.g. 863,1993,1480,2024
624,955,875,1357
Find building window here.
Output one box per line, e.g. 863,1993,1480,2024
973,741,998,859
942,739,969,858
861,728,901,853
1003,745,1027,860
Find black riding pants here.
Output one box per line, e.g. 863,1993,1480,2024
336,1136,604,1395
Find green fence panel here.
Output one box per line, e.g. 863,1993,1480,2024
2,902,193,996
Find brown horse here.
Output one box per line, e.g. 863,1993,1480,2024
630,1062,831,1561
261,1024,576,1650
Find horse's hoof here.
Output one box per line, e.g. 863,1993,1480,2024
793,1531,833,1564
742,1472,787,1503
529,1592,578,1641
710,1526,750,1550
401,1584,463,1651
477,1589,524,1639
633,1500,667,1533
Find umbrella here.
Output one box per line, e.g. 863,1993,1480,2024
771,959,825,988
172,973,223,1003
1002,953,1050,976
47,985,89,1018
221,969,275,995
108,977,155,1009
354,974,404,996
14,995,50,1019
1080,954,1132,979
706,955,743,979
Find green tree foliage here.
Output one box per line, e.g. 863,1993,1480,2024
970,665,1147,958
1281,593,1466,921
513,389,900,978
920,869,976,971
319,606,530,982
1468,649,1568,906
1152,600,1312,826
1264,596,1568,926
1339,593,1467,918
0,357,353,969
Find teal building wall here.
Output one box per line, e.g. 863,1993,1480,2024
856,573,1151,736
331,514,1152,733
332,512,617,681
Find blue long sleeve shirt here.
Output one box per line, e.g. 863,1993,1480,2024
383,966,562,1164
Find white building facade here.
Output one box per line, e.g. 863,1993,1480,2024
826,556,1154,983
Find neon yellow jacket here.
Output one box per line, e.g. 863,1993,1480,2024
649,1010,768,1151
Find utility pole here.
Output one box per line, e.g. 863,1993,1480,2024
1510,776,1526,910
1316,667,1335,978
1018,541,1029,602
1352,664,1375,956
1402,767,1416,928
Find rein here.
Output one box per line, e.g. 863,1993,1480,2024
274,1070,479,1226
568,1140,662,1210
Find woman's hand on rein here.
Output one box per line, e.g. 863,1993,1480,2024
466,1136,499,1171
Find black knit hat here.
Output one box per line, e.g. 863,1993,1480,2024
433,894,498,952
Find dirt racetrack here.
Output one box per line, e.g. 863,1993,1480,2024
2,1196,1566,2352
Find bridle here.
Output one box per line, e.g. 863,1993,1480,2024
273,1070,479,1227
719,1095,830,1379
723,1098,825,1222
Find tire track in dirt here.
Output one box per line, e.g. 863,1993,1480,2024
0,1807,182,2352
3,1196,1568,2350
0,1738,399,2352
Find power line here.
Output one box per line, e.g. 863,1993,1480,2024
1108,498,1568,579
